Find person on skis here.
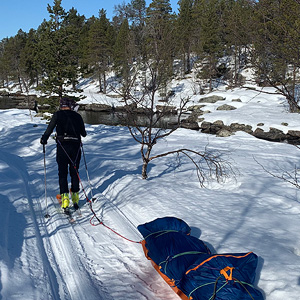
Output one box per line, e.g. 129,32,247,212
40,97,87,212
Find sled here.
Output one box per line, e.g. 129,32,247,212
138,217,264,300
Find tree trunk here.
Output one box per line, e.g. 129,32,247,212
17,75,23,92
186,46,191,74
142,160,149,179
99,73,103,93
103,72,106,94
141,144,152,179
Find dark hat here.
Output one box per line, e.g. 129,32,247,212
60,97,70,108
60,97,79,111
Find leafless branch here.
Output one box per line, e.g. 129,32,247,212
149,148,233,187
254,156,300,189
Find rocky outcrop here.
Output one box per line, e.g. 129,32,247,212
253,127,286,142
200,120,300,144
84,103,111,112
156,105,177,114
0,93,39,110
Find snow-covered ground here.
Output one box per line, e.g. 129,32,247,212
1,83,300,299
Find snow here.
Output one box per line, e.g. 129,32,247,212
1,83,300,300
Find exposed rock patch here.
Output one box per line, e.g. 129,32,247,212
198,95,226,103
216,104,237,111
200,120,300,144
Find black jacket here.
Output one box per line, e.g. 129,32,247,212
41,110,86,144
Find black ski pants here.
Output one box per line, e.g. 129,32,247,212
56,142,81,195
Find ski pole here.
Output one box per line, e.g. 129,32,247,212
81,143,96,202
43,144,50,218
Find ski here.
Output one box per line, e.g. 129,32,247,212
56,194,76,223
63,207,76,223
74,206,82,217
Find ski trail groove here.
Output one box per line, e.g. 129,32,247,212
43,197,106,300
1,150,61,300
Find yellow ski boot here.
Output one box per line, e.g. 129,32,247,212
71,192,79,210
61,193,70,209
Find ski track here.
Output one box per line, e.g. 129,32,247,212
0,141,155,300
0,149,60,299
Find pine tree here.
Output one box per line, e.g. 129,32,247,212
114,19,134,81
221,0,254,86
38,0,82,98
20,29,41,87
146,0,175,93
1,30,28,92
0,38,10,88
253,0,300,112
177,0,193,75
129,0,147,62
87,9,115,93
63,7,86,89
192,0,225,91
130,0,147,26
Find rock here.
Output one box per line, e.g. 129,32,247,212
10,93,26,100
0,90,9,96
213,120,224,126
200,121,213,134
156,105,177,114
287,130,300,137
217,129,233,137
216,104,237,111
187,104,206,112
230,123,253,134
199,95,226,103
286,130,300,144
253,127,286,142
85,103,112,112
180,122,200,130
200,121,224,134
181,112,201,130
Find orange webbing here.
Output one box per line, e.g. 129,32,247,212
141,240,190,300
220,266,234,281
185,252,253,275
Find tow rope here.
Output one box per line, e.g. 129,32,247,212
57,140,142,244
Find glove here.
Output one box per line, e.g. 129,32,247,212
40,137,47,145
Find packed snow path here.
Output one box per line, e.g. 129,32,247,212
1,109,300,299
0,111,176,300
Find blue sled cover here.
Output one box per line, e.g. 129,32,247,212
138,217,264,300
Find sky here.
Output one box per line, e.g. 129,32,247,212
0,0,179,41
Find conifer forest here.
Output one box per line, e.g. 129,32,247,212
1,0,300,111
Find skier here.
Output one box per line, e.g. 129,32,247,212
40,97,87,212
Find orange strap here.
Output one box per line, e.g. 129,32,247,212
186,252,252,275
220,266,234,281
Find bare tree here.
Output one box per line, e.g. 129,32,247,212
116,64,232,186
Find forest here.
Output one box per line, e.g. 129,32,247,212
1,0,300,112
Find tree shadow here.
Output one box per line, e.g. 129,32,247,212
0,194,27,269
97,164,145,194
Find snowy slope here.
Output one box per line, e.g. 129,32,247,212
1,86,300,300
